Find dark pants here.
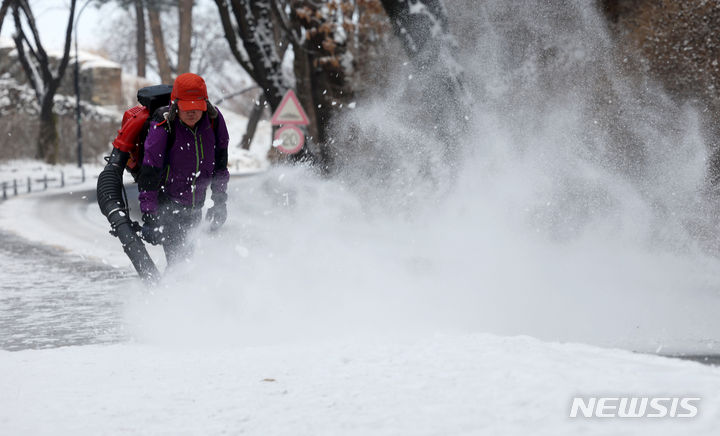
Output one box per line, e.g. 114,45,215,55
158,197,202,266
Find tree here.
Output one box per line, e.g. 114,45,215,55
177,0,193,74
144,0,195,82
147,0,172,82
134,0,147,77
379,0,469,156
98,1,249,112
10,0,77,164
215,0,288,108
599,0,720,186
215,0,296,162
215,0,370,165
92,0,148,77
214,0,467,168
289,1,357,166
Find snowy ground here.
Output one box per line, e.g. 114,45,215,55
2,166,720,434
3,33,720,435
2,334,720,435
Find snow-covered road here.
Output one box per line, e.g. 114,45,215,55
0,178,164,268
0,230,128,351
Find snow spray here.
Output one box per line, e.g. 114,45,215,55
126,0,720,354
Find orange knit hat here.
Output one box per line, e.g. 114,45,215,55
171,73,208,111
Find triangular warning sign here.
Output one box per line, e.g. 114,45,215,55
271,90,309,126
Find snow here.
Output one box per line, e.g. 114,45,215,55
1,334,719,435
4,154,720,433
0,160,103,191
73,51,123,71
220,107,272,172
3,2,720,435
0,181,136,267
409,1,444,39
281,44,297,90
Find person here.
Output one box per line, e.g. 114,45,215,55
138,73,230,265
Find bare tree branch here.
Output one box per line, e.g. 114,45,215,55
10,0,77,163
379,0,470,158
213,0,254,75
53,0,77,88
229,0,288,109
18,0,50,73
11,4,41,102
270,1,301,47
18,21,42,66
0,0,11,36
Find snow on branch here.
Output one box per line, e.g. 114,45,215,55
223,0,288,109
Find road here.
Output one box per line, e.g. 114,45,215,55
0,229,129,351
1,175,720,367
0,175,256,352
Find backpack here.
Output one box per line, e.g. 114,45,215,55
111,85,171,181
112,84,220,182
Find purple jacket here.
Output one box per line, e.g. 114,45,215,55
139,109,230,213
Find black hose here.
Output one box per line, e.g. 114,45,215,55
97,148,160,283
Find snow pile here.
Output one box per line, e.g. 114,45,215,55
72,50,123,71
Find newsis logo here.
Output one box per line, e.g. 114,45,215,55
569,397,700,418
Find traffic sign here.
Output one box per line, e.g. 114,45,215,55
273,125,305,154
271,90,309,126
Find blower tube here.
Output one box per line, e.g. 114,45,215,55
97,148,160,283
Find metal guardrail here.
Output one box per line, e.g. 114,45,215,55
1,162,259,202
1,167,87,201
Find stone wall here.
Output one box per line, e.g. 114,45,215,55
0,44,123,108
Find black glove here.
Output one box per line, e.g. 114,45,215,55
141,213,163,245
206,194,227,231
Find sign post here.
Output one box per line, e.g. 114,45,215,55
271,90,309,155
